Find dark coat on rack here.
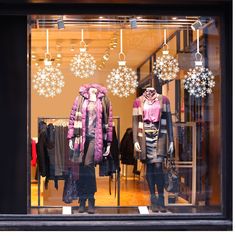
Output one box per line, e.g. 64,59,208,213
46,123,55,177
99,126,119,176
110,126,119,170
37,122,67,190
36,121,50,177
120,128,136,165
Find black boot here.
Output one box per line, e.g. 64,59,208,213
78,198,86,213
157,195,167,213
150,195,159,212
88,198,95,214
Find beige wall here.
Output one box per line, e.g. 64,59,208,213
31,68,135,139
31,28,175,139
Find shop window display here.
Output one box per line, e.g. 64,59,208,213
30,15,222,215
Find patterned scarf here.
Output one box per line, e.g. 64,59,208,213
143,89,158,105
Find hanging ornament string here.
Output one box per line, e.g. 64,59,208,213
45,29,51,62
197,29,199,54
80,29,86,48
195,29,202,63
119,29,125,62
153,29,179,81
107,28,138,98
120,29,123,53
46,29,49,54
70,28,96,78
33,29,65,98
163,29,168,52
164,29,166,44
184,29,215,98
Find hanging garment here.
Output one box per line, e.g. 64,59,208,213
110,126,119,169
39,123,67,190
54,126,66,176
120,128,136,165
31,139,37,167
99,126,119,176
36,121,50,177
46,123,56,177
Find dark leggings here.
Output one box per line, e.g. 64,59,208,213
77,137,97,200
146,162,164,196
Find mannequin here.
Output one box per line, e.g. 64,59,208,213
67,83,113,214
132,87,174,212
69,88,111,156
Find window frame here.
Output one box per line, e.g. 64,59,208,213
0,0,232,231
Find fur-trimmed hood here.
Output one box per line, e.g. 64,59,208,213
79,83,107,99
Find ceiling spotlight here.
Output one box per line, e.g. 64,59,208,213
191,20,202,31
57,17,65,30
99,16,104,19
137,16,142,20
130,18,137,29
172,17,177,20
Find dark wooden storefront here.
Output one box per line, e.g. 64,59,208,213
0,0,232,230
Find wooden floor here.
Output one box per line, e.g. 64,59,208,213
31,164,188,208
31,175,150,207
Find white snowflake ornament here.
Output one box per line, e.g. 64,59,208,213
184,66,215,98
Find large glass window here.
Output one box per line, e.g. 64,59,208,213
29,15,222,215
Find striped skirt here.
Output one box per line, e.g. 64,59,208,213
144,122,163,163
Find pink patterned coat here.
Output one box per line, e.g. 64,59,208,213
67,83,113,163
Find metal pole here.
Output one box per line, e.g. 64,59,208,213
192,122,197,205
38,164,41,207
117,117,121,207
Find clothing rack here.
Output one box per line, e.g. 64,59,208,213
36,117,69,207
35,116,121,208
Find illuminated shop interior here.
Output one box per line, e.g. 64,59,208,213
29,15,221,214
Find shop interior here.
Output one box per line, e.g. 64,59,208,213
30,15,222,215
